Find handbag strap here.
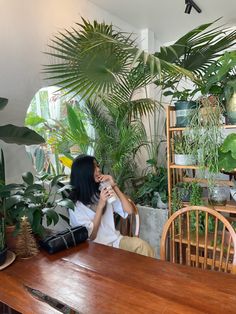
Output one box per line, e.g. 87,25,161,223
60,228,76,249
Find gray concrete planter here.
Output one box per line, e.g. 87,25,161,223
174,154,196,166
137,205,168,258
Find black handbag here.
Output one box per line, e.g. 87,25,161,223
39,226,88,254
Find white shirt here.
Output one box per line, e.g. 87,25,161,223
69,199,128,248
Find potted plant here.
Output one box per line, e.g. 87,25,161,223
172,182,202,210
164,88,199,127
0,97,45,249
135,167,168,208
208,185,229,206
201,51,236,124
174,134,196,165
188,98,224,176
0,172,74,238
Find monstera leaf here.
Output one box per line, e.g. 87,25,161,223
0,97,45,145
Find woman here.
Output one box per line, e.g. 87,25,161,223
69,154,155,257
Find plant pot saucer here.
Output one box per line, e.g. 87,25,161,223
0,250,16,270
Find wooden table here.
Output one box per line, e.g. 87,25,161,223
1,241,236,314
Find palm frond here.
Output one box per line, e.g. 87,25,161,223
155,20,236,76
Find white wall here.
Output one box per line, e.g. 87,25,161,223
0,0,140,182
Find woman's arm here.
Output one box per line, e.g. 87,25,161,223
98,174,133,215
89,187,110,240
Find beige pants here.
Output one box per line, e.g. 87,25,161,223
119,236,155,258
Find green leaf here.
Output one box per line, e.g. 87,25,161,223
59,213,70,225
51,174,66,187
25,184,44,194
57,199,75,210
5,195,24,209
45,209,59,226
220,133,236,159
35,148,45,173
0,125,45,145
22,172,34,185
218,150,236,172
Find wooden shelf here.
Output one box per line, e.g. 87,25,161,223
182,177,234,187
170,164,199,169
166,105,236,216
169,124,236,131
182,200,236,214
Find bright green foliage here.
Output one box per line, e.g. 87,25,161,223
135,167,168,207
44,19,194,100
0,172,74,236
202,51,236,103
218,133,236,172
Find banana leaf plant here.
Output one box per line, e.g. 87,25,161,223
0,98,45,145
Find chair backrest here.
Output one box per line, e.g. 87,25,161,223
160,206,236,274
114,199,140,237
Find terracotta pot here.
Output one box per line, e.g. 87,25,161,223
6,225,17,252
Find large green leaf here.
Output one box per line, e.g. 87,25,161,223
219,133,236,159
57,199,75,210
156,21,236,75
0,124,45,145
44,19,194,99
218,150,236,172
22,172,34,185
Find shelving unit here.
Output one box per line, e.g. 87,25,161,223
166,105,236,216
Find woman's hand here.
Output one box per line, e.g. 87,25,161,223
98,174,116,187
98,187,111,207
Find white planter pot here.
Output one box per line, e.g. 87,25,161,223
174,154,196,166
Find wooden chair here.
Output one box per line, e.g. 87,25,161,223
160,206,236,274
114,198,140,237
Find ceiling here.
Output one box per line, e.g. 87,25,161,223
89,0,236,43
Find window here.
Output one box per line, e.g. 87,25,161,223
25,86,94,175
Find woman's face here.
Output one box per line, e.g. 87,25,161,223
93,160,101,183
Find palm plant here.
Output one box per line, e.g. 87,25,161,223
154,20,236,94
44,19,166,192
85,97,148,191
43,18,194,101
43,18,236,194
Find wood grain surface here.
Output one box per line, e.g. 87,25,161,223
1,241,236,314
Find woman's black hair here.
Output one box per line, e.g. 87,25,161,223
70,154,100,205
